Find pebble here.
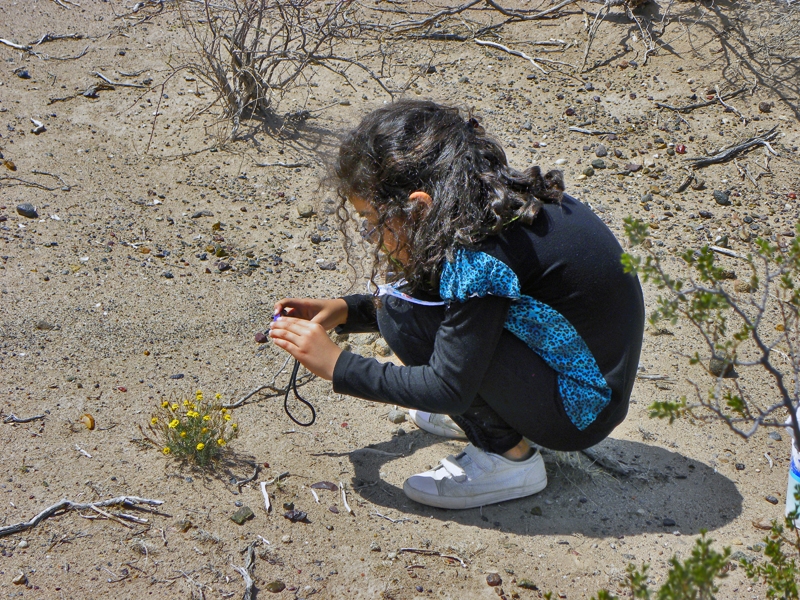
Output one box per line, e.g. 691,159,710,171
169,373,185,380
712,190,731,206
518,579,538,590
163,271,174,279
554,158,568,166
765,495,779,505
191,210,213,218
266,580,286,593
387,409,406,424
486,573,502,587
709,357,733,377
625,163,642,172
16,203,38,219
317,261,337,271
297,203,315,218
281,534,292,543
759,101,772,113
230,506,255,525
736,463,745,470
35,321,57,331
370,541,381,552
217,261,231,272
17,540,28,549
769,431,782,441
662,517,676,527
591,159,606,169
12,572,26,585
582,166,595,177
595,144,607,158
530,506,542,516
374,338,392,357
387,551,397,560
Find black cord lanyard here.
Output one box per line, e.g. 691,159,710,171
283,358,316,426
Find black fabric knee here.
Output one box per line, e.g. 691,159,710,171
376,295,615,453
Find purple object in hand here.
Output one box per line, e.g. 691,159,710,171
254,331,268,344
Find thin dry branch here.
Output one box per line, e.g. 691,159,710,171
686,126,780,169
656,87,746,113
475,39,547,74
231,541,257,600
0,496,164,538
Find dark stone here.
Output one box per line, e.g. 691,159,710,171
283,509,308,522
169,373,185,380
163,271,174,279
769,431,782,441
736,463,745,470
254,332,268,344
766,495,779,505
591,159,606,169
530,506,543,516
266,580,286,593
713,190,731,206
217,261,231,272
191,210,214,218
231,506,255,525
486,573,502,587
318,261,337,271
709,357,733,377
16,203,38,219
518,579,538,590
662,517,676,527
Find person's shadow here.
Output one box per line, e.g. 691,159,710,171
343,431,743,538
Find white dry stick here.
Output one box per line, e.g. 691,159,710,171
709,245,747,260
0,38,31,51
259,481,271,513
340,481,353,515
0,496,163,538
74,444,92,458
765,452,774,469
475,39,547,74
310,488,319,503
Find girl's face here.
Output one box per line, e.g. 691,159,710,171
349,196,409,263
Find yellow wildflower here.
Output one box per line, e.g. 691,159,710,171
224,414,231,421
220,407,228,414
201,427,209,434
215,393,222,400
151,417,158,425
231,423,238,430
217,439,226,446
180,431,187,438
171,403,178,411
168,419,180,429
203,415,211,421
183,399,190,407
161,401,169,408
162,447,171,455
196,443,205,451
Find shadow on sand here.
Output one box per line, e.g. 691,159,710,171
344,431,742,539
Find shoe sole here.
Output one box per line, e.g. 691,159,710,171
403,472,547,510
408,409,468,440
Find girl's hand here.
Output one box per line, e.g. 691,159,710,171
273,298,348,331
269,316,343,380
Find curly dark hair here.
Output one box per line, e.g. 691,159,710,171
334,99,564,292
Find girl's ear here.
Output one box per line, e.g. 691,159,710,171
408,190,432,208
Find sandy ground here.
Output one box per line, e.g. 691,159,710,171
1,1,799,598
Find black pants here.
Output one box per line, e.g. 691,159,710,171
377,295,617,454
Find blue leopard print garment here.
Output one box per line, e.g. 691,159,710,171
440,249,611,430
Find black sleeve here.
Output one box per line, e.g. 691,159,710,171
335,294,379,333
331,295,511,414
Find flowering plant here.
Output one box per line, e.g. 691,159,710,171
147,390,238,466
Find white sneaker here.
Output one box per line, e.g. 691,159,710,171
408,410,467,440
403,444,547,509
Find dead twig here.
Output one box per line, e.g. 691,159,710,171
3,413,45,424
232,463,260,489
372,511,411,524
0,38,31,51
399,548,468,568
0,496,164,538
569,126,617,135
656,87,746,113
580,446,637,477
93,71,147,89
31,32,86,46
475,39,547,74
254,161,310,168
0,176,57,191
686,126,779,169
231,541,257,600
709,245,748,260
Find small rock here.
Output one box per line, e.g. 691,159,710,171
374,338,392,357
15,69,30,79
254,331,268,343
518,579,538,590
163,271,174,279
266,580,286,593
370,541,381,552
625,163,642,173
16,203,38,218
283,509,308,522
12,572,26,585
217,261,231,272
736,463,745,470
709,357,733,377
662,517,676,527
387,409,406,424
758,101,772,113
486,573,502,587
317,261,337,271
769,431,782,441
765,495,779,505
582,166,595,177
169,373,185,380
522,120,532,131
387,551,398,560
191,210,213,219
530,506,543,516
713,190,731,206
281,535,292,543
595,144,607,158
35,321,57,331
591,159,606,169
753,518,773,530
297,203,315,218
17,540,28,549
231,506,255,525
554,158,568,166
584,82,594,91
